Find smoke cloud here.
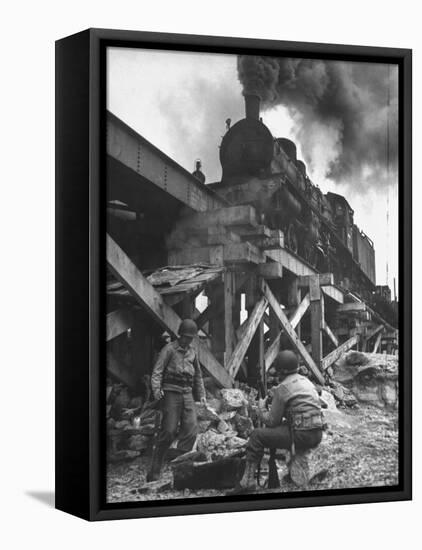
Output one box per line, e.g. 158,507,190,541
237,56,398,191
158,77,243,183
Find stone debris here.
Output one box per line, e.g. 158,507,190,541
107,350,398,498
332,351,398,409
196,402,221,422
107,352,398,500
233,413,254,438
128,434,151,451
197,420,212,433
220,388,249,411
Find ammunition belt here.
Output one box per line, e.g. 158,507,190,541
289,411,323,431
163,371,194,389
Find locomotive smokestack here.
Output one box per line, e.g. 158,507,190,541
244,93,260,121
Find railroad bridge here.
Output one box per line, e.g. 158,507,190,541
106,112,398,392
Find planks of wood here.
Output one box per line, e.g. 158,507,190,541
321,334,360,371
262,280,324,384
264,292,311,371
226,297,268,378
178,205,258,231
106,234,233,388
107,308,133,341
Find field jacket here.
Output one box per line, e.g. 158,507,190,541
151,340,205,401
259,372,323,430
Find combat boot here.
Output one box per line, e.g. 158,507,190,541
146,446,166,482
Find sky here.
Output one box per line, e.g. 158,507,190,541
107,48,399,294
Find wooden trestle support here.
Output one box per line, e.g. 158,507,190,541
106,204,397,392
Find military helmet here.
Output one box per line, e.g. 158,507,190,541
273,350,299,374
178,318,198,338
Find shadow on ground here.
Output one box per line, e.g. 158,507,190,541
26,491,55,508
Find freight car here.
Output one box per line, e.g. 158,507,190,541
207,93,377,297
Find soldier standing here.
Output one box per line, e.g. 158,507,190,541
147,319,206,481
234,350,323,493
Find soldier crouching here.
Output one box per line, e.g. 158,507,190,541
234,350,323,493
147,319,206,482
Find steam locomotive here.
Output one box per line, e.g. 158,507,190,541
207,93,377,299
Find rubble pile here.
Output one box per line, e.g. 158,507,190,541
106,350,399,497
107,380,161,463
106,380,256,467
330,351,398,409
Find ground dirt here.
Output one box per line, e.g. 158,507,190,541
106,403,398,503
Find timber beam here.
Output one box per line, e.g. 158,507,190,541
265,294,310,371
309,275,323,367
178,205,258,231
321,334,360,371
226,297,268,379
298,273,334,287
322,321,339,347
107,308,133,341
262,280,324,384
337,302,367,313
106,234,233,388
372,331,383,353
257,262,283,280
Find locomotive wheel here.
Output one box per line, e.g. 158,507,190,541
287,223,298,254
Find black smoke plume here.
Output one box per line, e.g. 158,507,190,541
238,56,398,191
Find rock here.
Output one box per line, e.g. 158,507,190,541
330,383,345,403
225,435,248,450
207,397,223,413
333,352,398,408
128,434,151,451
320,389,337,411
344,351,370,366
115,420,131,430
342,389,358,407
216,419,232,433
197,430,226,455
351,366,396,408
219,411,237,421
198,420,212,433
221,389,248,411
196,402,221,422
233,413,254,438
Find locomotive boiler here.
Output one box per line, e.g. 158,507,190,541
208,93,377,298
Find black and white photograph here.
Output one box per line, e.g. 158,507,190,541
105,46,401,505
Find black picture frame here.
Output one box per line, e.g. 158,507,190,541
55,28,412,521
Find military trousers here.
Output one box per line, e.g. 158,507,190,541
155,390,198,454
246,424,323,462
